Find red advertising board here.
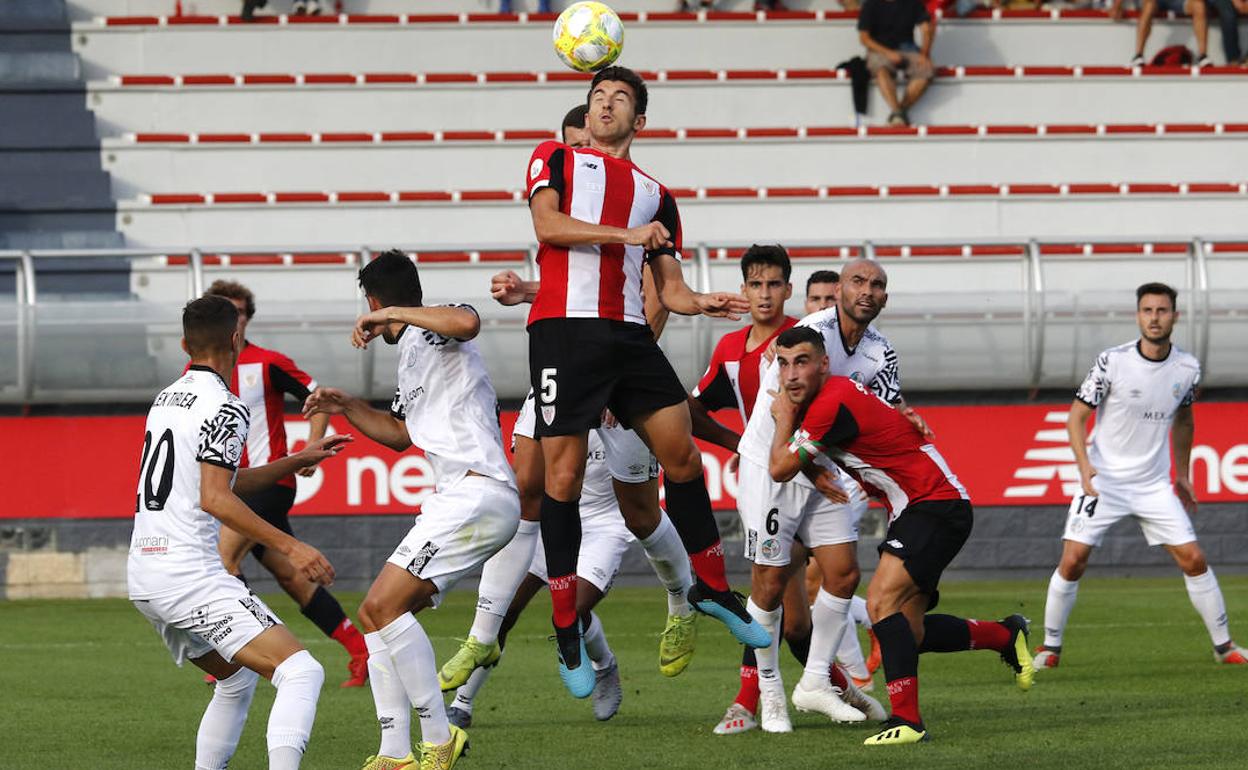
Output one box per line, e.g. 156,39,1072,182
3,403,1245,519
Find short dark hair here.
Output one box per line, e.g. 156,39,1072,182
805,270,840,293
182,295,238,356
358,249,423,307
1137,281,1177,310
740,244,792,282
776,325,825,353
588,66,648,116
205,279,256,318
561,103,589,141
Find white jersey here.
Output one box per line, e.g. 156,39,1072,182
389,305,516,492
128,366,250,600
1076,339,1200,484
737,306,901,486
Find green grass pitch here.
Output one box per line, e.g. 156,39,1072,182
2,576,1247,769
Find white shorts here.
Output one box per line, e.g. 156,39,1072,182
1063,476,1196,548
132,570,281,665
387,474,521,605
514,390,657,484
529,514,633,594
737,457,867,567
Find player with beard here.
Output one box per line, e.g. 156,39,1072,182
524,65,765,697
769,326,1034,746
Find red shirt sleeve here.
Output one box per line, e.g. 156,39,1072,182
527,141,568,202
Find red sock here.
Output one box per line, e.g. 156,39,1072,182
734,666,760,713
690,540,729,592
549,573,579,628
331,619,368,657
829,663,849,690
885,675,921,725
967,619,1011,651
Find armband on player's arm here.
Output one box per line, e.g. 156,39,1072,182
770,430,817,482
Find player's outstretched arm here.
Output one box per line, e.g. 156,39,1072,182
233,434,353,497
303,387,412,452
648,254,749,318
491,269,540,306
1172,405,1198,513
352,305,480,348
687,395,740,452
201,463,335,585
1067,399,1098,496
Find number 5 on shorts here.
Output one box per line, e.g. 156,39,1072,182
540,368,558,404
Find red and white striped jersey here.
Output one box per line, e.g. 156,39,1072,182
228,343,317,489
525,140,682,326
788,376,968,519
694,318,798,424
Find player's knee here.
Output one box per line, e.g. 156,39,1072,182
544,466,584,500
357,596,390,633
823,565,861,597
1177,549,1208,576
660,443,703,484
273,649,324,692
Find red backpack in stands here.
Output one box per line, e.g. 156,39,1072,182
1151,45,1193,66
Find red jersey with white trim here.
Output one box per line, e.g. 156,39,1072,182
228,342,317,489
788,376,968,519
525,140,682,326
693,318,798,423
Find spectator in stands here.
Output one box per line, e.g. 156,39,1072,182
1209,0,1248,65
242,0,328,20
1111,0,1211,66
502,0,552,11
858,0,936,126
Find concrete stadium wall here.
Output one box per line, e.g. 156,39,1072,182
4,503,1245,599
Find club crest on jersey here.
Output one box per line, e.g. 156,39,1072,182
1173,383,1183,400
244,373,259,388
529,157,543,180
541,405,556,425
640,179,657,196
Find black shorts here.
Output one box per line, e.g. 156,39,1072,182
239,483,296,560
877,498,973,610
527,317,687,438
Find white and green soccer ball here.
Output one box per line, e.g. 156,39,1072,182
552,1,624,73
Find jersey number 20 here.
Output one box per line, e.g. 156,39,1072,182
137,429,176,511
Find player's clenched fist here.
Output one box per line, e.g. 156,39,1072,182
352,309,389,349
287,540,335,586
491,269,528,306
626,221,671,251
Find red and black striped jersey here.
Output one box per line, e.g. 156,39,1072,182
525,140,682,326
789,376,969,518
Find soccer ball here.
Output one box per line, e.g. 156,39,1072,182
552,1,624,74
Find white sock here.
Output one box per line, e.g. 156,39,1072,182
1043,570,1080,648
452,664,494,714
266,649,324,769
746,597,784,694
850,595,871,629
835,624,869,681
640,512,694,616
473,519,539,644
583,611,615,671
800,589,851,688
1185,569,1232,648
195,666,258,770
378,613,450,746
365,632,411,759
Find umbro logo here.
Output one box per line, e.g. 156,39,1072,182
886,539,904,549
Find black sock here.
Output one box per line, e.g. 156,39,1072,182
539,494,582,628
874,612,923,725
918,614,972,653
741,645,757,667
662,473,720,554
786,626,812,666
300,585,348,638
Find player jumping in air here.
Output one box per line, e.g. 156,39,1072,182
203,280,369,688
129,296,348,770
523,65,763,696
303,251,521,770
769,326,1034,745
1034,282,1247,669
439,104,699,697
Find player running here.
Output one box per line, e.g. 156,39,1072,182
448,426,634,727
1034,282,1247,669
437,104,698,697
203,280,369,688
524,65,763,696
770,326,1035,746
302,250,521,770
129,295,349,770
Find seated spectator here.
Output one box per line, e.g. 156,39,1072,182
1111,0,1210,66
858,0,936,126
242,0,327,19
502,0,552,11
1208,0,1248,65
